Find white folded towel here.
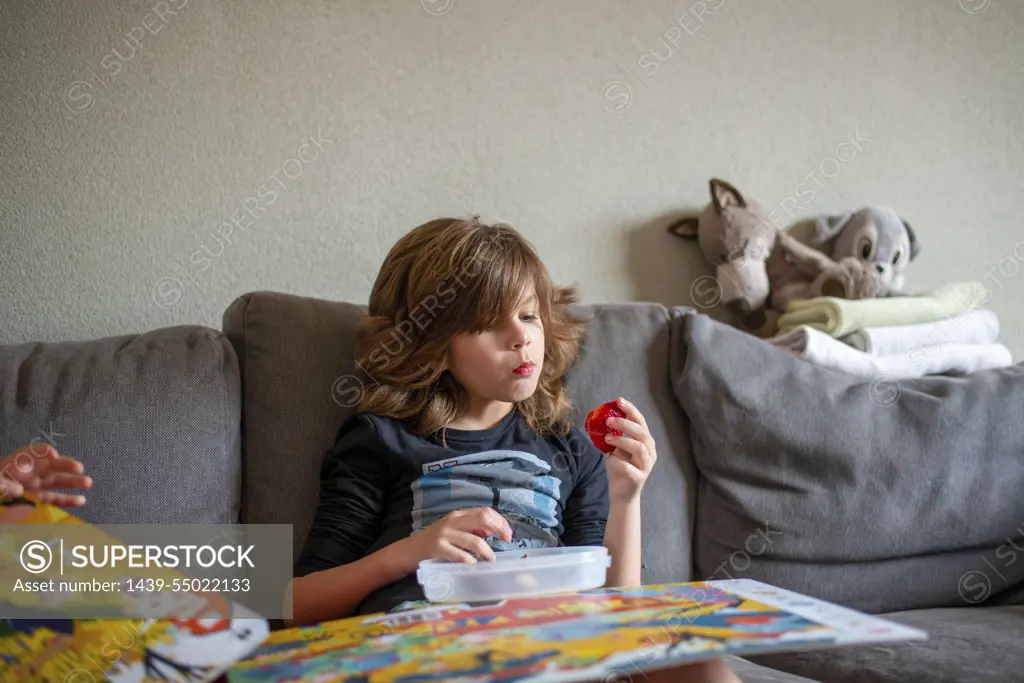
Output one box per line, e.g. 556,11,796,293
841,309,1000,356
769,325,1013,379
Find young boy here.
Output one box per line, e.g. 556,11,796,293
288,217,740,682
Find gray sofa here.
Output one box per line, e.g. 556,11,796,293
3,289,1022,682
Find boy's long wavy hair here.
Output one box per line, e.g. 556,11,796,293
356,216,588,438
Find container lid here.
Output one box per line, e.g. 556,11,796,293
417,545,608,574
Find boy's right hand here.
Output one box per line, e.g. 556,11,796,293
402,507,513,570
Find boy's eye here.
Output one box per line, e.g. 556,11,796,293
521,314,538,322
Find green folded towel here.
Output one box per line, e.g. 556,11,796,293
777,282,989,338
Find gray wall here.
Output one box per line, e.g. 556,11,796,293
3,0,1022,358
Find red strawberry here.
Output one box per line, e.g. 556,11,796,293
585,401,626,454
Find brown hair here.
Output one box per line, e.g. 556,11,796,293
356,216,588,438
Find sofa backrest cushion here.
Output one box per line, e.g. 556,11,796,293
0,326,241,524
671,310,1024,613
223,292,366,547
224,292,697,584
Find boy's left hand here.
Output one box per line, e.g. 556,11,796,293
602,397,657,504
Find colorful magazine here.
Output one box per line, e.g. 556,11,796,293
0,493,270,683
227,578,927,683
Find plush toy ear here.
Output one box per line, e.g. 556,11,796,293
904,220,921,261
814,211,856,245
709,178,746,213
667,217,700,239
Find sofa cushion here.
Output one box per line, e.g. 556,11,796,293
223,292,367,553
0,326,241,524
562,303,697,585
223,292,696,584
749,606,1024,683
669,310,1024,614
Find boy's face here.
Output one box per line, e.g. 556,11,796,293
447,287,545,406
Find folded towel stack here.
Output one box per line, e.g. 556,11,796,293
770,282,1013,379
842,308,1000,355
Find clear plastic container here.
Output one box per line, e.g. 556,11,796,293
416,546,610,603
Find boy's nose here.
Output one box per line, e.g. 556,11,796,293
511,327,531,348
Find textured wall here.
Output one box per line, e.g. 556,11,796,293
2,0,1023,359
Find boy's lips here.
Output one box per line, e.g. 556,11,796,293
513,361,535,377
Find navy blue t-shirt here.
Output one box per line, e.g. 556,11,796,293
294,408,610,615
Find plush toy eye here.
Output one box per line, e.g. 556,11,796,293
892,249,903,265
859,238,873,260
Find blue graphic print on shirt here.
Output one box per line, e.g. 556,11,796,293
410,449,561,550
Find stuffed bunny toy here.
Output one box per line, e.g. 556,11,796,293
667,178,777,318
813,206,920,294
670,178,884,337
